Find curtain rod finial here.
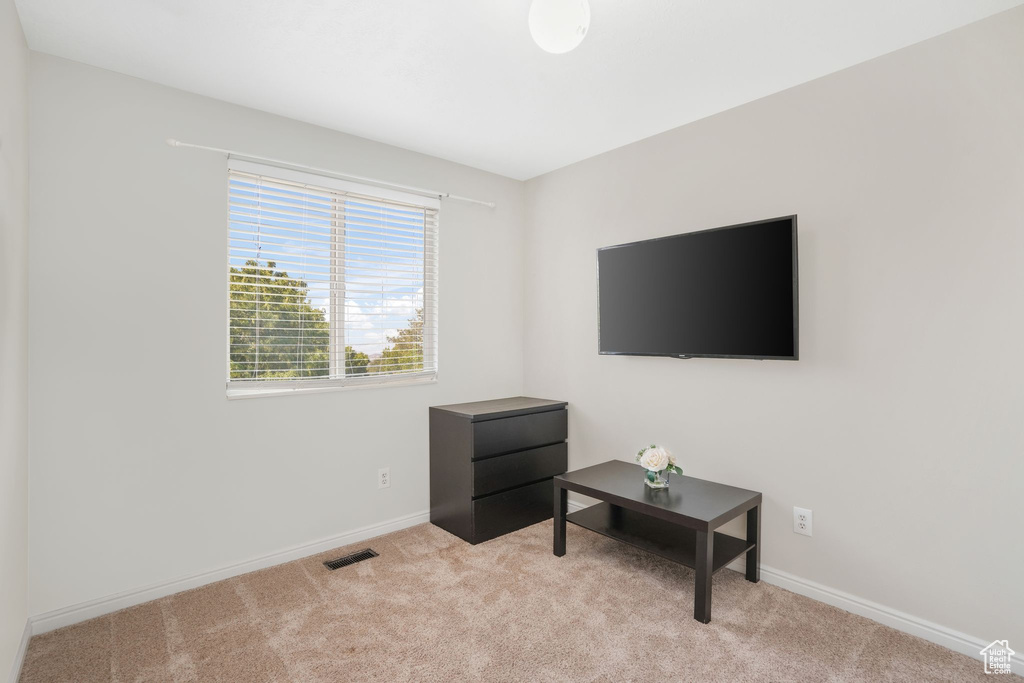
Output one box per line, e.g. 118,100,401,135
166,138,180,147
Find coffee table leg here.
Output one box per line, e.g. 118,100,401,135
746,504,760,583
694,530,713,623
553,484,567,557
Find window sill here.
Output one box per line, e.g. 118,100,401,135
226,374,437,400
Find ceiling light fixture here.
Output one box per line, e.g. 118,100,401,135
529,0,590,54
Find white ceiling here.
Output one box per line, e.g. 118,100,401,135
14,0,1023,179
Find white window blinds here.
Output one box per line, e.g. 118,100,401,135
227,160,438,394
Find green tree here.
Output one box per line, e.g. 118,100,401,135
367,308,425,375
345,346,371,374
230,260,424,380
230,260,328,379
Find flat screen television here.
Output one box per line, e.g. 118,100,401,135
597,216,798,360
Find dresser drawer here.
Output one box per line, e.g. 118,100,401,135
473,443,567,497
431,397,567,545
472,479,553,543
472,409,567,459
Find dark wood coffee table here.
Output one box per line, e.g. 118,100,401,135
553,460,761,623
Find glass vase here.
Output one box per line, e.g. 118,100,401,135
644,469,669,489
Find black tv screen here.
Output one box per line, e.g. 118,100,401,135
597,216,798,360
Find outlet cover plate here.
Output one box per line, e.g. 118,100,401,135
793,507,812,536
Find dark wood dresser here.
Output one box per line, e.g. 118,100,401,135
429,397,568,544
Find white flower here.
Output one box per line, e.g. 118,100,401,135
639,446,671,472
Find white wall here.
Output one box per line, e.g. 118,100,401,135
0,0,30,677
28,54,525,616
524,7,1024,651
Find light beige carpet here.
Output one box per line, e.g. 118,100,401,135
20,521,1005,682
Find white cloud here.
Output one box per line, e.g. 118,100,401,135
343,289,422,355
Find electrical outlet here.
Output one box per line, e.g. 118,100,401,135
378,467,390,489
793,507,812,536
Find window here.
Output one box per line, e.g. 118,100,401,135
226,160,438,396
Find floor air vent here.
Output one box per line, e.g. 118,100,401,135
324,548,378,570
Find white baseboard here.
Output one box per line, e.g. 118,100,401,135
29,509,429,636
7,619,30,683
749,564,1023,676
568,500,1021,676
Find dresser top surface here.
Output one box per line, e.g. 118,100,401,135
430,396,567,421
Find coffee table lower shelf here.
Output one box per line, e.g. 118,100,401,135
566,502,754,573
